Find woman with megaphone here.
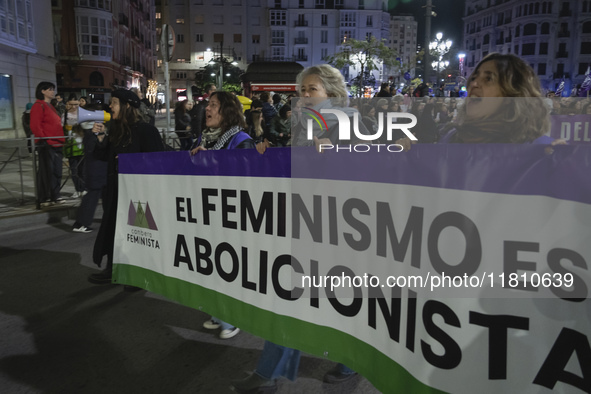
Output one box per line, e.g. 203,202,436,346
88,89,164,286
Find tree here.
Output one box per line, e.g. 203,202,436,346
194,63,244,95
325,36,400,97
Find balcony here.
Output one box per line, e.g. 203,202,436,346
556,51,569,58
294,20,308,27
295,55,308,61
294,37,308,44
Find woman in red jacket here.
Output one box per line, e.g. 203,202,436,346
30,81,66,206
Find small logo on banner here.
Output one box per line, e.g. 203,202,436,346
128,200,158,230
303,107,329,138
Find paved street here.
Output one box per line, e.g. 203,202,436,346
0,114,380,394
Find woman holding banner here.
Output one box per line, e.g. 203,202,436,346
397,53,559,149
232,64,358,393
191,91,255,339
88,89,164,285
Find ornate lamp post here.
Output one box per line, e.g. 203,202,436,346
429,32,452,86
206,43,238,90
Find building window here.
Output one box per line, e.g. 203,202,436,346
176,72,187,79
366,32,372,40
176,59,187,63
539,42,548,54
77,14,113,58
315,0,325,8
358,0,364,10
366,15,372,26
177,34,184,43
272,30,285,45
275,0,281,7
195,15,204,24
214,33,223,42
270,10,286,25
340,12,355,27
252,34,260,44
521,43,535,55
483,34,489,45
523,23,536,36
196,34,203,42
299,0,304,8
579,63,588,74
155,13,161,19
335,0,343,9
176,19,184,24
321,14,328,25
321,48,328,59
234,34,241,43
89,71,104,86
541,22,549,34
340,29,355,42
321,30,327,43
581,42,591,54
272,46,285,60
583,21,591,34
75,0,111,10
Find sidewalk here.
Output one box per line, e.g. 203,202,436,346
0,113,175,223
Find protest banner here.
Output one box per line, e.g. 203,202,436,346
551,115,591,145
113,145,590,393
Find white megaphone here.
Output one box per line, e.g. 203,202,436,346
78,107,111,124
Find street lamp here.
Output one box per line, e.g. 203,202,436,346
429,32,452,86
206,41,238,90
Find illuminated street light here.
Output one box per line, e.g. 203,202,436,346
429,32,452,86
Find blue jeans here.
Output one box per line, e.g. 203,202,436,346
255,342,301,381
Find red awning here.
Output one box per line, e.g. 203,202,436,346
251,83,297,91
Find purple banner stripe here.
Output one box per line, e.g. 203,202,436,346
119,145,591,205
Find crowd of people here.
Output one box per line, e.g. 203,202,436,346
25,52,577,393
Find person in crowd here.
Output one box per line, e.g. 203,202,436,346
435,85,445,97
190,83,216,139
232,64,360,394
247,109,266,144
72,104,109,233
22,103,33,154
79,96,88,108
260,92,277,125
245,99,264,129
54,93,66,117
30,81,66,207
397,53,560,149
361,103,378,135
375,82,392,97
190,91,255,339
450,86,461,97
174,99,194,150
63,95,86,198
131,87,156,126
269,104,292,147
272,93,283,113
413,103,439,143
89,89,164,285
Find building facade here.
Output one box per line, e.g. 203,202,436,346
0,0,55,139
388,15,418,82
53,0,156,104
463,0,591,92
155,0,391,100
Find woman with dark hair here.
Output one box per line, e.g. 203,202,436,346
190,91,255,153
79,96,88,108
397,53,562,149
269,104,292,146
174,99,194,150
247,109,265,144
190,91,255,340
89,89,164,285
30,81,66,206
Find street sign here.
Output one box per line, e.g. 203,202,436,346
160,24,175,62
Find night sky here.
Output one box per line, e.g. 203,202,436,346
388,0,466,50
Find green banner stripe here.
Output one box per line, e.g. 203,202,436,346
114,264,447,394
